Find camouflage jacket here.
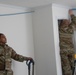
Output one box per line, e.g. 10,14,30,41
0,44,27,71
59,15,76,50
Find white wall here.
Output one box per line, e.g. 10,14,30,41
52,4,71,75
32,4,57,75
71,11,76,53
0,5,34,75
32,4,71,75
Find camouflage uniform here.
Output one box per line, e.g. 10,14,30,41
59,15,76,75
0,44,27,75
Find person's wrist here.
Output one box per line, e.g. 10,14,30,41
24,57,29,61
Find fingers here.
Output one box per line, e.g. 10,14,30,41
28,57,33,60
26,57,33,61
26,57,34,64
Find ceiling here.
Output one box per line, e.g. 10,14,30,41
0,0,76,8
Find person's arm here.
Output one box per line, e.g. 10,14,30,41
70,15,76,23
11,48,33,62
69,9,76,24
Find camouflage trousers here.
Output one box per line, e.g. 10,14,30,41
60,49,75,75
0,70,13,75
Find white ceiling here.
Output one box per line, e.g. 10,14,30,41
0,0,76,8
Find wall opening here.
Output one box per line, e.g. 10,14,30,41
57,19,76,75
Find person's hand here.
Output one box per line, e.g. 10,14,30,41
26,57,34,64
27,57,33,61
69,9,73,16
24,57,34,62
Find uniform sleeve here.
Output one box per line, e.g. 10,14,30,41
71,15,76,24
11,49,28,62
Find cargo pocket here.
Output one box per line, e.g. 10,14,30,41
6,70,13,75
0,71,6,75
